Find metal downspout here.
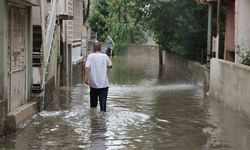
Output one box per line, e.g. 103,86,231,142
207,3,213,65
216,0,221,58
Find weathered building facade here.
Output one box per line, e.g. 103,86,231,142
0,0,90,134
199,0,250,118
58,0,74,86
0,0,40,134
198,0,250,63
58,0,90,86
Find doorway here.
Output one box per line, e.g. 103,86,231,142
8,4,28,112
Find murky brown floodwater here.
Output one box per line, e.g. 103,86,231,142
1,45,250,150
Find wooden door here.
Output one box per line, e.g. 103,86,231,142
8,5,27,112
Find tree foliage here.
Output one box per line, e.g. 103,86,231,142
90,0,209,58
89,0,150,52
89,0,109,41
147,0,208,58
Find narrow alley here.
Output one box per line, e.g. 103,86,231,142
1,46,250,150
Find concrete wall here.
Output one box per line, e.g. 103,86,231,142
44,25,60,108
44,76,56,109
47,26,59,81
72,61,83,85
0,0,5,100
235,0,250,62
210,58,250,118
164,54,209,90
32,7,41,26
82,25,89,61
27,7,33,102
0,0,5,135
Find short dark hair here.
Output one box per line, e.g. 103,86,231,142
93,42,101,52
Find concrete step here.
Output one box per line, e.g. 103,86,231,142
6,102,38,133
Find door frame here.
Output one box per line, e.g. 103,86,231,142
7,2,29,112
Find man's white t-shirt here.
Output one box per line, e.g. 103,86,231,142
85,52,112,88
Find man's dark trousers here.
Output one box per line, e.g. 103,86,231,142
90,87,109,111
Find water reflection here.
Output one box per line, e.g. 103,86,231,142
1,46,250,150
89,111,107,150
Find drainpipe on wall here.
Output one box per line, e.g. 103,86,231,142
207,3,213,65
216,0,221,59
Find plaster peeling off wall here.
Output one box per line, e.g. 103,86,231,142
236,0,250,63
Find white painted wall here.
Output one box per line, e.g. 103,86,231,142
71,0,84,64
72,42,83,64
73,0,83,41
210,58,250,118
59,0,66,14
47,26,59,80
32,7,40,25
235,0,250,63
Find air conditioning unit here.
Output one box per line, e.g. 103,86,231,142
58,0,73,20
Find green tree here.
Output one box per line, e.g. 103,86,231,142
90,0,209,59
89,0,150,53
89,0,109,41
148,0,208,59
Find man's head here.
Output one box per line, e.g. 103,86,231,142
93,42,101,52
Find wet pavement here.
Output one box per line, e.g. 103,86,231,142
1,46,250,150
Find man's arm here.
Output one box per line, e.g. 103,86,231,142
107,56,112,68
84,67,90,85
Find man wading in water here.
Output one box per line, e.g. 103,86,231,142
84,42,112,112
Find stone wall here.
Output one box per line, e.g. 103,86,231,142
126,45,209,90
44,76,56,109
164,54,209,89
210,58,250,118
72,61,84,85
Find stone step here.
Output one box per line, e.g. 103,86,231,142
6,102,38,133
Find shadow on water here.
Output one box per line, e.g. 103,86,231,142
1,45,250,150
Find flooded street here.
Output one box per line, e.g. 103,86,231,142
1,46,250,150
